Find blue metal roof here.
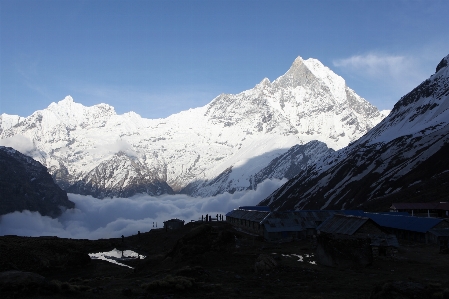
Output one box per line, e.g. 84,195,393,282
377,212,410,216
362,212,444,233
338,210,409,217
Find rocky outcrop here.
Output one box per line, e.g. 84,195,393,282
436,55,448,73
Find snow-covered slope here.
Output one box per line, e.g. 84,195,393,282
0,114,25,131
259,54,449,211
0,56,386,198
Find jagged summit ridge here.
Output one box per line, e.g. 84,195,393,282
1,56,386,198
45,95,116,128
260,54,449,211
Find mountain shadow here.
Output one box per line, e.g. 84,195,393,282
180,140,333,197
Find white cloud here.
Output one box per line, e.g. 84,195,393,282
333,52,428,90
334,53,409,78
87,139,138,158
0,178,287,240
332,51,437,110
0,135,36,154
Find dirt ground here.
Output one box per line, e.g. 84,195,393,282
1,221,449,299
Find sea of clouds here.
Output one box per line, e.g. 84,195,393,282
0,178,286,240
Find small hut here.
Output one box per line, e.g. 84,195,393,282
427,228,449,253
316,214,398,267
163,219,185,231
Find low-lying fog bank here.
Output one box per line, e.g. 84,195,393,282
0,178,286,240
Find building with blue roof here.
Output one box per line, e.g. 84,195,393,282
226,207,449,244
344,211,449,243
226,208,360,242
317,214,399,260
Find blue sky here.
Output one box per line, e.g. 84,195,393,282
1,0,448,119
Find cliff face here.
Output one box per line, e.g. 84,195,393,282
0,146,74,217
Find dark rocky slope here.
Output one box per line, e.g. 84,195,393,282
0,146,74,217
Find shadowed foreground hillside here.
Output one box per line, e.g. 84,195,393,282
1,222,449,299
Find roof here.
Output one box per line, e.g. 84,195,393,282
226,209,371,232
163,219,185,223
428,228,449,237
391,202,449,210
317,214,370,235
343,210,410,217
263,210,343,232
238,206,271,212
226,209,270,222
263,212,303,233
281,210,337,227
363,212,444,233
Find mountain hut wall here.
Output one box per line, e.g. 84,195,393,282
225,210,269,237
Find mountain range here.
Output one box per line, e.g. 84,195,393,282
0,56,387,199
259,54,449,211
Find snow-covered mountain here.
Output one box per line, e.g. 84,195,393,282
260,54,449,211
0,56,386,198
